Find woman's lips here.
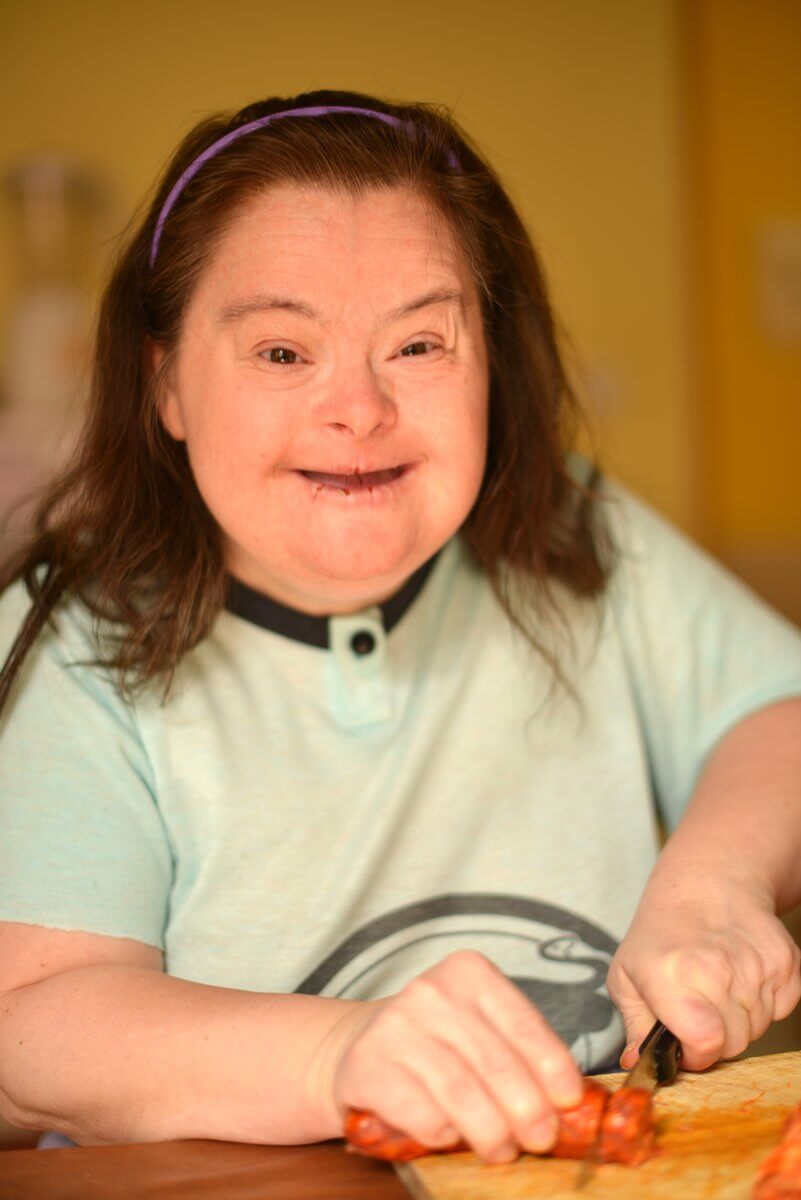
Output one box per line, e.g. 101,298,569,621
300,466,406,490
292,463,414,500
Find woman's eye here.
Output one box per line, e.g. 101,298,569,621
399,340,438,358
261,347,300,365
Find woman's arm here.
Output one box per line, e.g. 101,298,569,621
0,924,358,1146
0,927,584,1161
652,696,801,912
608,697,801,1070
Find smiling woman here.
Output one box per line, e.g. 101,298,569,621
153,184,488,611
0,90,603,693
0,90,800,1164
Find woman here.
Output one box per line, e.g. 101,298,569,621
0,90,799,1163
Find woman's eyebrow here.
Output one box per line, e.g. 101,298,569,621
385,288,465,323
214,288,464,326
215,295,318,324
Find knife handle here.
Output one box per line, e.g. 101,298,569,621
638,1019,681,1085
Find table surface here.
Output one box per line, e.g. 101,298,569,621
0,1138,410,1200
4,1050,799,1199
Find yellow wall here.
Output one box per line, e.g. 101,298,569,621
689,0,801,548
685,0,801,1061
0,0,695,528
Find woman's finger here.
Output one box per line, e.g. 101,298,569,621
771,940,801,1020
345,1057,462,1151
746,979,776,1044
717,995,752,1060
399,973,560,1153
391,1019,521,1162
630,985,726,1071
606,961,658,1070
452,956,583,1110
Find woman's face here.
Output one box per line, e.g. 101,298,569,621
157,184,489,614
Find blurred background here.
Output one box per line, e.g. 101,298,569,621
1,0,799,1145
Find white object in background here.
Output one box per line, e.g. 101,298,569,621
0,156,102,556
4,279,90,418
0,281,88,548
756,220,801,344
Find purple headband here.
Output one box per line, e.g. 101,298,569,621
149,105,460,268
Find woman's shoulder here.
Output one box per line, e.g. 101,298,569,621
590,475,801,663
0,574,98,664
566,453,668,550
589,471,725,588
0,574,134,728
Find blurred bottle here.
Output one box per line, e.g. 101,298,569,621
0,156,103,557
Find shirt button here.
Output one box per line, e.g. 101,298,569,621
350,630,376,656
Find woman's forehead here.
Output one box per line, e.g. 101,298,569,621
221,182,456,250
193,183,472,314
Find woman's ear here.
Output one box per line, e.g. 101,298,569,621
146,337,186,441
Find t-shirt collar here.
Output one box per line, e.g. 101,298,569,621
224,552,440,648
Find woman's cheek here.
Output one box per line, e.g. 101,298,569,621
198,385,284,462
434,373,489,466
184,419,263,513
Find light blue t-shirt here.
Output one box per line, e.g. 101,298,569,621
2,480,801,1073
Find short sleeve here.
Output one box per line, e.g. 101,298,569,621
603,482,801,832
0,583,173,948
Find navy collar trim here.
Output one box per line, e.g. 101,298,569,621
225,553,439,648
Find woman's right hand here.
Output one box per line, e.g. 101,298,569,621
311,949,584,1164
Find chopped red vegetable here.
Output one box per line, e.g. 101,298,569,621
343,1109,466,1163
600,1085,657,1165
753,1104,801,1200
550,1078,607,1158
344,1078,656,1166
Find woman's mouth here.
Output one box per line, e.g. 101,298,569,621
297,466,409,495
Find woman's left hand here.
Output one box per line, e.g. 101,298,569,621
607,865,801,1072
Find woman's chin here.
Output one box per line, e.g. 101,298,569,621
296,542,416,591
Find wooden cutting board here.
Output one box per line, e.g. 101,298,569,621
397,1050,801,1200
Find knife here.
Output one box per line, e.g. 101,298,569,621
574,1019,681,1189
624,1019,682,1090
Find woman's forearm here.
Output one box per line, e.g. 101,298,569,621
0,964,363,1146
652,698,801,912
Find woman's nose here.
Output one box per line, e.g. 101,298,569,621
319,363,397,439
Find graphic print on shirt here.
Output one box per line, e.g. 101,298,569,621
294,894,623,1072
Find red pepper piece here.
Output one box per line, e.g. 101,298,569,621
344,1080,655,1166
343,1109,467,1162
551,1078,608,1158
599,1086,656,1166
753,1104,801,1200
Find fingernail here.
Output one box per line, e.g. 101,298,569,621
433,1124,460,1147
553,1073,584,1108
489,1140,518,1164
524,1117,557,1154
619,1043,636,1068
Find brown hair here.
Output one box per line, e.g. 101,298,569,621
0,88,612,710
